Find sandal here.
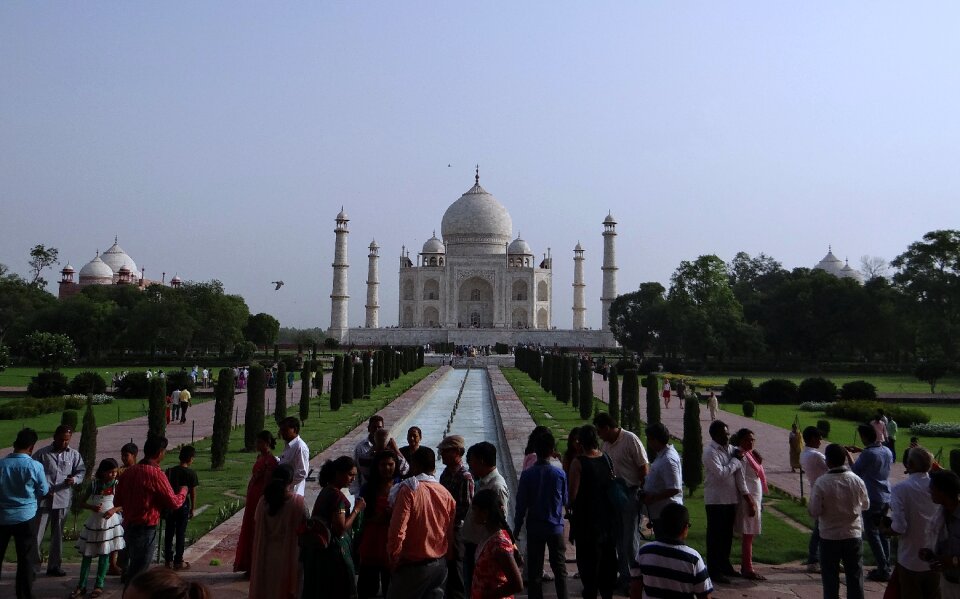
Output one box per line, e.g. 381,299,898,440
68,588,86,599
741,570,766,581
89,589,104,598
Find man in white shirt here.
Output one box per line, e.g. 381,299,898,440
352,415,407,496
701,420,745,584
890,447,940,598
170,388,181,423
595,412,649,592
800,426,829,572
642,422,683,539
809,443,870,599
278,416,310,496
463,441,510,596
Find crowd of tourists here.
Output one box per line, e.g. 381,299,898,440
0,426,208,599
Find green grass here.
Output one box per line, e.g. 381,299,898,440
682,372,960,395
501,367,809,565
12,366,436,565
0,365,307,388
732,402,960,463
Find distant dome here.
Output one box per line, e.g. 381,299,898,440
603,212,617,225
102,240,139,279
840,261,863,283
441,180,513,252
337,208,349,221
422,234,445,254
170,274,182,284
814,247,844,277
574,242,583,252
61,263,75,273
79,254,113,281
508,236,533,256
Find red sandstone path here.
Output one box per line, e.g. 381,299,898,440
4,366,886,598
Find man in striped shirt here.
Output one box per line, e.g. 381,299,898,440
630,503,713,599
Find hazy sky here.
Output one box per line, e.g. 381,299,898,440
3,3,959,330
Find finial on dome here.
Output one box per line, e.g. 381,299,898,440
475,165,479,185
114,235,118,244
829,244,832,252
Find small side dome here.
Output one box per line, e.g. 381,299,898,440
170,274,182,284
814,247,845,277
508,236,533,256
118,265,131,274
574,242,584,252
336,207,349,221
840,261,863,283
422,233,445,254
603,212,617,225
61,263,75,274
79,254,114,280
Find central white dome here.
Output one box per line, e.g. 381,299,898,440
102,240,140,279
440,182,513,249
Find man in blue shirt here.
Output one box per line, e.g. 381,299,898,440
514,430,569,599
851,423,894,582
0,428,49,599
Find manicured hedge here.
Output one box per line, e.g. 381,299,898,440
721,378,757,404
68,372,107,395
839,380,878,401
798,377,837,404
757,378,798,404
825,400,929,427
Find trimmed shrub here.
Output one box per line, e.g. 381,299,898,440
494,342,509,355
798,377,838,404
542,354,552,393
116,372,150,398
68,372,106,395
825,400,930,427
244,365,266,451
721,378,757,404
61,409,79,431
363,353,372,397
645,373,661,426
343,356,354,405
211,369,236,469
683,395,703,496
800,401,835,412
910,423,960,438
816,419,831,438
274,362,287,423
147,378,166,441
299,366,311,422
330,355,343,411
165,371,195,394
742,401,756,417
352,360,363,400
608,369,620,425
570,357,580,409
557,357,570,404
622,369,640,432
315,364,324,400
757,378,798,404
28,371,69,398
579,363,593,420
78,396,97,481
840,380,878,401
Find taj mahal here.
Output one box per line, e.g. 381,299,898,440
327,170,619,348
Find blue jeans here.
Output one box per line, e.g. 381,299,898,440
820,537,863,599
862,503,890,575
123,525,157,586
616,494,640,585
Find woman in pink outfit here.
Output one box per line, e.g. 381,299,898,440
248,465,309,599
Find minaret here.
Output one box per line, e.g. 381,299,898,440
600,212,618,331
365,240,380,328
572,242,586,329
328,208,350,342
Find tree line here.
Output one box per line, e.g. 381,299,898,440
609,230,960,370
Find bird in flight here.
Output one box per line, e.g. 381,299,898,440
271,281,284,290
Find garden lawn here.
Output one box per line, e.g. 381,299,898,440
0,396,212,445
732,402,960,464
0,365,263,388
502,367,809,565
685,372,960,395
9,366,436,565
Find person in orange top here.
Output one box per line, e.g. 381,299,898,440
386,446,456,599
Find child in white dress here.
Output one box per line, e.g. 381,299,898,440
70,458,126,598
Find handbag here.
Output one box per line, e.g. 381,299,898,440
603,453,632,510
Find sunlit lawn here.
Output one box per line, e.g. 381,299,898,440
682,372,960,395
502,367,809,565
8,366,436,564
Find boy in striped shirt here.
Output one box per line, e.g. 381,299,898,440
630,503,714,599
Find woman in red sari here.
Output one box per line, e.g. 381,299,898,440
234,430,279,573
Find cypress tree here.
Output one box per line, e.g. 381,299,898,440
417,346,425,368
330,355,343,411
244,365,266,451
683,394,704,496
78,395,97,481
579,363,593,420
362,352,372,397
211,368,236,469
275,362,287,423
373,351,382,387
392,350,401,379
552,355,564,397
531,351,541,383
622,369,640,432
646,373,661,426
352,359,363,400
343,355,354,404
541,354,552,392
557,356,570,404
570,357,580,409
300,365,311,422
314,363,324,399
273,344,279,363
608,368,620,425
148,377,166,441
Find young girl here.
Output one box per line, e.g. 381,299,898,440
470,489,523,599
70,458,126,598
